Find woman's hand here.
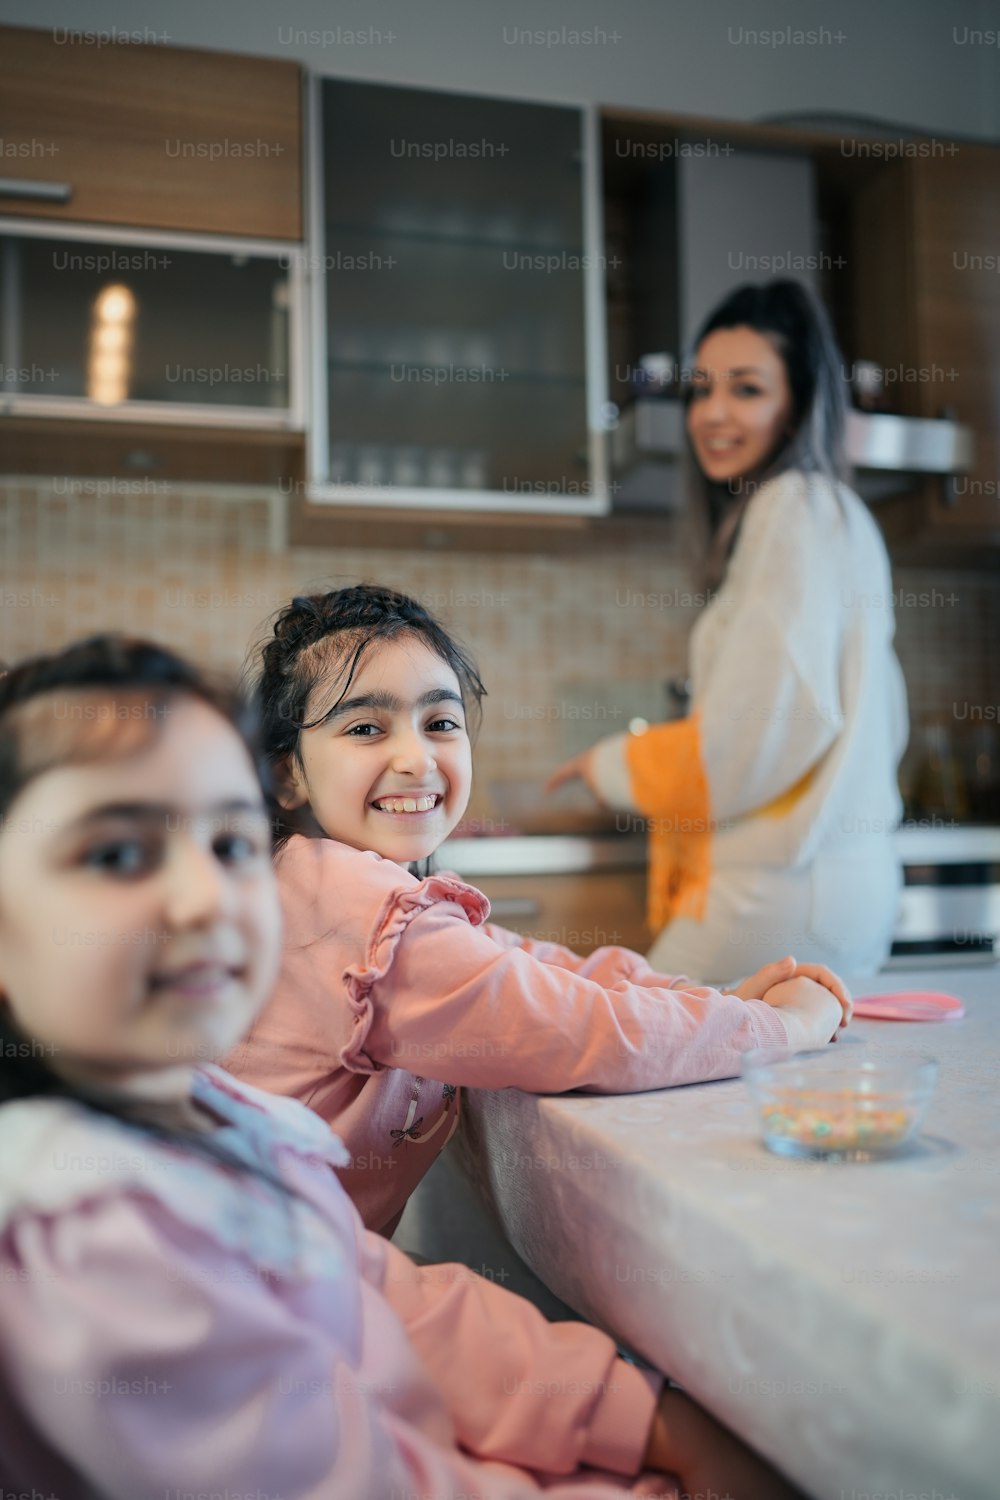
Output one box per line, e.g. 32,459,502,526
544,748,604,802
642,1387,805,1499
724,956,852,1030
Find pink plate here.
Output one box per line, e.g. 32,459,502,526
851,990,966,1022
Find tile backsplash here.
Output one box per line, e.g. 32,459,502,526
2,478,997,824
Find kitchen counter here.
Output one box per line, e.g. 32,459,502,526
440,825,1000,960
460,964,1000,1500
442,823,1000,877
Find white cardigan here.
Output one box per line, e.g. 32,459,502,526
592,469,909,872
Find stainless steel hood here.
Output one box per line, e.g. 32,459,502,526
610,399,975,511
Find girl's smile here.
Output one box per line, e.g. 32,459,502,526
281,635,473,864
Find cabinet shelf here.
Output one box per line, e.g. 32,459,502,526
326,359,585,387
325,221,583,256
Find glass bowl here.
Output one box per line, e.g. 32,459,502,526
741,1048,939,1161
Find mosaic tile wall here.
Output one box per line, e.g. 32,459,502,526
1,478,998,825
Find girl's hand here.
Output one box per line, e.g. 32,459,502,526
725,956,852,1030
643,1387,805,1499
722,955,796,1003
544,749,604,802
756,976,844,1050
785,960,852,1027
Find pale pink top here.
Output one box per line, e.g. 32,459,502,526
0,1067,665,1498
225,836,789,1232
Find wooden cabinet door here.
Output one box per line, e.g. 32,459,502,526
909,149,1000,535
0,26,301,239
470,871,650,956
851,144,1000,548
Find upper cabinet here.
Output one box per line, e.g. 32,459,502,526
851,147,1000,550
307,79,606,515
0,25,301,239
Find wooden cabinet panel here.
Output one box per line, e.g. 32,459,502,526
0,26,301,238
470,870,650,956
850,146,1000,549
909,150,1000,535
0,416,305,488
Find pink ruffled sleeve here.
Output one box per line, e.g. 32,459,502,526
0,1179,660,1499
352,896,789,1093
0,1192,401,1498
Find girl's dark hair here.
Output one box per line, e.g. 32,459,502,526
0,634,287,1190
254,584,486,850
683,278,849,584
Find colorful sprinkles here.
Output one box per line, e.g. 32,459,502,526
761,1089,914,1153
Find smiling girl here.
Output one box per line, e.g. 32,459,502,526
0,635,803,1500
225,585,849,1235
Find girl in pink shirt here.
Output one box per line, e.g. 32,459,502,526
226,586,850,1233
0,634,801,1499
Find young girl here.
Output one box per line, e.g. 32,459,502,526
0,635,803,1500
226,585,849,1234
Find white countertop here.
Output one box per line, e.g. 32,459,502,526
462,965,1000,1500
442,824,1000,877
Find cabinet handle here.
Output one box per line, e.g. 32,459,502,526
0,178,72,203
486,898,542,920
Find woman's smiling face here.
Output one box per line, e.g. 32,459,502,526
281,633,473,864
686,324,795,485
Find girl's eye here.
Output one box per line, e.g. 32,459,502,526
82,839,156,878
427,716,463,734
734,383,763,397
213,832,268,864
345,722,382,738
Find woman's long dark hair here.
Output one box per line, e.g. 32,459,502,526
0,635,287,1188
682,278,849,586
252,583,486,851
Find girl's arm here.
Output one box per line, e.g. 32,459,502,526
351,894,790,1093
366,1230,662,1478
0,1189,657,1498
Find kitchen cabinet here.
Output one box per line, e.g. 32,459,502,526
1,224,297,415
0,26,305,485
307,78,607,515
0,25,301,239
467,871,649,957
850,147,1000,551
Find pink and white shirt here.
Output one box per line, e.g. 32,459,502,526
0,1067,667,1498
225,835,789,1232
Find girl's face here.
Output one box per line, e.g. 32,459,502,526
0,696,281,1102
282,634,473,864
686,325,795,485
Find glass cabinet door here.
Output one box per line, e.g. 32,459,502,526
0,224,296,424
315,79,599,509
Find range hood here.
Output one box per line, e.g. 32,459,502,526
611,400,975,510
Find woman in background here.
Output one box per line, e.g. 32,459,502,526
551,280,908,981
